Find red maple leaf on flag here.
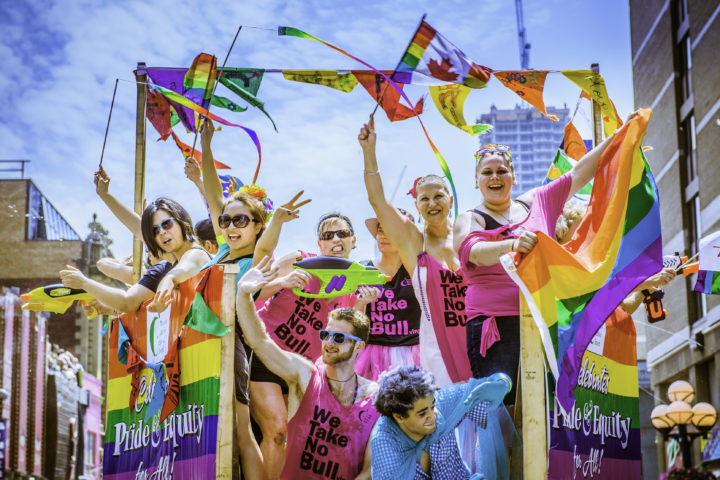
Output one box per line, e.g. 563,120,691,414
427,57,459,81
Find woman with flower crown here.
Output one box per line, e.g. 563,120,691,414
199,118,311,480
452,134,616,411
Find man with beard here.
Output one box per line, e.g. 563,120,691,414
236,257,379,480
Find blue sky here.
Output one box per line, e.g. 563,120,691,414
0,0,634,262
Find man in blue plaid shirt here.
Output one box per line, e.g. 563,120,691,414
370,366,510,479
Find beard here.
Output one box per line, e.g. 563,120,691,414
322,344,355,365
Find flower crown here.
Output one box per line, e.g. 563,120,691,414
238,184,274,219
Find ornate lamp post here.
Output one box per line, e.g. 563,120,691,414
651,380,718,469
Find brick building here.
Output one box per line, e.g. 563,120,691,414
629,0,720,474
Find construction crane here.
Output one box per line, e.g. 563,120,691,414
515,0,531,70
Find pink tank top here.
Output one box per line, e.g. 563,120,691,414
280,362,380,479
258,251,356,361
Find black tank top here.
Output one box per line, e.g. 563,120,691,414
362,262,421,347
470,200,530,230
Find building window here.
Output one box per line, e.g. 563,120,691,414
25,182,81,241
85,431,96,474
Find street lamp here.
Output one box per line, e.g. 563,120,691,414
651,380,718,469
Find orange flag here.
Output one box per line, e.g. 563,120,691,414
171,131,231,169
562,121,587,160
493,70,558,121
352,70,424,122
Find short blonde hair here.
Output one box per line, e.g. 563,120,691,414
555,200,587,242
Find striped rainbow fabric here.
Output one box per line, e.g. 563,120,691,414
503,108,662,412
103,266,226,479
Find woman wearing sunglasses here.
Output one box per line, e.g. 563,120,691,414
358,117,468,387
453,134,615,409
59,196,211,314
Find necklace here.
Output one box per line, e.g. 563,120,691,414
326,372,359,404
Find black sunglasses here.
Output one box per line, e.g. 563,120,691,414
218,213,258,229
319,329,362,345
319,229,353,241
153,217,176,235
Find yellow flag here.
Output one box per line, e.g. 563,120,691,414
562,70,621,137
428,84,491,135
281,70,359,93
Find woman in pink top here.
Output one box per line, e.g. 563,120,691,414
453,136,615,408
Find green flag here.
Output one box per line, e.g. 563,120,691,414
183,292,230,336
220,68,278,131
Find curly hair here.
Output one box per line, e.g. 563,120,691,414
328,308,370,342
374,365,438,418
555,199,587,243
141,197,195,258
222,192,269,238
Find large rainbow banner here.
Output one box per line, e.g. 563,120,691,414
103,266,226,479
548,309,642,479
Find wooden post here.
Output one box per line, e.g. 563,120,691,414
216,264,239,479
520,295,547,478
132,63,147,283
590,63,603,147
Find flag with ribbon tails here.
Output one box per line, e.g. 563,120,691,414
428,83,491,135
694,231,720,294
393,19,492,88
501,109,662,412
183,53,218,109
219,68,278,131
353,70,424,122
278,25,460,215
493,70,558,120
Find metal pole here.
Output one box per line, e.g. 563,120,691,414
678,424,693,468
590,63,603,147
132,63,148,283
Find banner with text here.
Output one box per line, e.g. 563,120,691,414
549,308,642,479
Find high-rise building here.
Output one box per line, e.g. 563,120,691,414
629,0,720,475
477,104,570,196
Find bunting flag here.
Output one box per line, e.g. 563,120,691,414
694,231,720,294
281,69,359,93
278,25,460,216
493,70,558,121
394,19,492,89
104,268,225,478
561,120,588,160
563,70,623,137
146,88,173,141
543,150,593,202
183,270,231,336
428,83,491,135
220,68,278,131
170,131,231,169
352,70,424,122
152,84,262,181
146,68,199,133
183,53,218,110
502,109,662,412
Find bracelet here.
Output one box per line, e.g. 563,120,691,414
364,170,380,175
510,239,518,252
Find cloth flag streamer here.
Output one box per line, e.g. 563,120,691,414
543,150,593,203
563,70,623,137
562,120,588,160
493,70,558,121
428,83,491,135
146,88,173,141
353,70,424,122
171,131,231,169
694,231,720,294
219,68,278,131
282,70,359,93
393,19,492,89
183,53,218,109
278,25,460,216
502,109,662,412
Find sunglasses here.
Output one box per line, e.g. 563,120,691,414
319,229,353,241
153,217,176,235
319,329,362,345
475,144,511,160
218,213,258,229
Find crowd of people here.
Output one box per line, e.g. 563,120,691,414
62,115,676,479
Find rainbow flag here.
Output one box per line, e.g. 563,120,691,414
502,109,662,412
394,19,491,89
103,266,227,479
694,231,720,294
183,53,217,110
543,150,593,203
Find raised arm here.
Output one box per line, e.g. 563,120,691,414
620,267,676,314
253,191,311,266
184,157,209,207
59,265,153,313
94,168,142,239
199,119,225,236
236,257,314,391
568,131,616,199
358,117,422,268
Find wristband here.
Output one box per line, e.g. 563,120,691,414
510,239,518,252
364,170,380,175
